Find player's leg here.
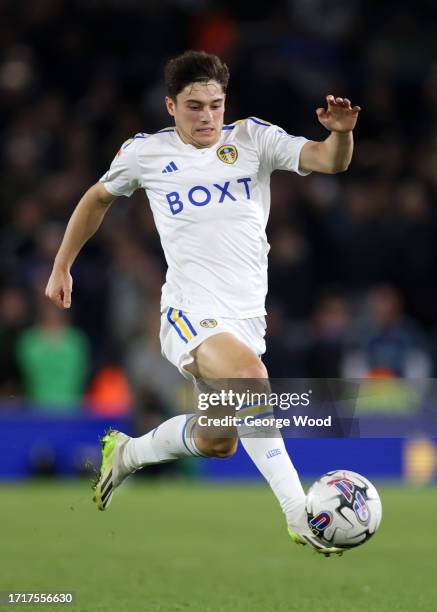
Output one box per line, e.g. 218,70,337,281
117,332,267,476
186,333,344,555
93,413,206,511
93,333,265,510
118,334,251,470
183,332,264,458
119,332,259,476
184,332,307,531
93,310,227,510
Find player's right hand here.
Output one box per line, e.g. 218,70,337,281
45,267,73,309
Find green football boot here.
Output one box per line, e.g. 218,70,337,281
288,527,346,557
93,429,132,511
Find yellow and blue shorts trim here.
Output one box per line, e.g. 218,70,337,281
167,307,198,344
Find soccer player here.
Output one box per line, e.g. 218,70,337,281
46,51,360,556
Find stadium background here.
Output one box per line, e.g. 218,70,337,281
0,2,437,611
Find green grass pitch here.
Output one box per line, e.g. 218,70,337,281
1,480,436,611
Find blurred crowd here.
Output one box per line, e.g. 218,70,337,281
1,0,437,418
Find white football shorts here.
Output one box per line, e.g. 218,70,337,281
160,306,267,380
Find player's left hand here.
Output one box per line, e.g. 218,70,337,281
316,95,361,133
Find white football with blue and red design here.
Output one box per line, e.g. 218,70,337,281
306,470,382,549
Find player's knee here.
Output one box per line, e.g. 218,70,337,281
234,361,268,380
201,437,238,458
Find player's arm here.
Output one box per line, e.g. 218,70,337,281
45,182,115,309
299,95,361,174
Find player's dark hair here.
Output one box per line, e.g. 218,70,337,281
165,50,230,99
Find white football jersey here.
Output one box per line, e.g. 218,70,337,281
100,117,310,318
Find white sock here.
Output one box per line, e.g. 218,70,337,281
237,404,307,531
123,414,205,470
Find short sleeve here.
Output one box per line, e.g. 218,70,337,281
99,137,143,197
248,118,311,176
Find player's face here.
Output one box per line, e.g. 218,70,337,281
166,81,225,149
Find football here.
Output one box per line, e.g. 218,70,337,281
306,470,382,550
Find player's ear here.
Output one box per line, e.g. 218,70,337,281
165,96,176,117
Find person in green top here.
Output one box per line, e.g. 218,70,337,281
15,298,90,412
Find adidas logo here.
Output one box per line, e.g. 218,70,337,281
162,161,179,173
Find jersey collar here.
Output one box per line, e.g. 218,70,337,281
173,127,226,152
